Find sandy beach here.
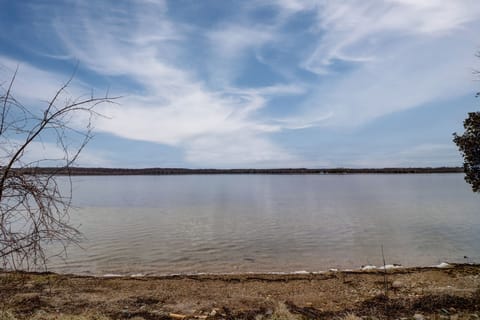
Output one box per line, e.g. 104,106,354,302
1,264,479,320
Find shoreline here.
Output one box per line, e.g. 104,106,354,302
39,261,457,279
2,263,479,319
3,262,469,280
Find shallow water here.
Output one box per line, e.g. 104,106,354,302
46,174,480,275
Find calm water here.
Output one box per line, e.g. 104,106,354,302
47,174,480,275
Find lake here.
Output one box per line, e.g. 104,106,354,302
47,174,480,275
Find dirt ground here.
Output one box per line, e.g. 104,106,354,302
1,264,479,320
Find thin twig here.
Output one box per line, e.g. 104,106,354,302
0,67,118,271
381,244,388,296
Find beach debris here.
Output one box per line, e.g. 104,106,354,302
358,264,405,271
413,313,425,320
293,270,309,274
378,264,404,270
130,273,145,277
103,273,122,277
285,300,326,319
361,265,377,271
169,313,187,319
435,262,452,268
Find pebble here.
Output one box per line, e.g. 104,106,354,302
392,280,404,289
413,313,425,320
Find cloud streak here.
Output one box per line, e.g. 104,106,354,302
2,0,479,167
46,0,304,166
266,0,480,127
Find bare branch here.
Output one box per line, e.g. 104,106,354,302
0,67,117,271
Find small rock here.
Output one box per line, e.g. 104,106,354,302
392,280,404,289
210,310,217,316
413,313,425,320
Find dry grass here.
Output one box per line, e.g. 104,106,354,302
0,311,17,320
267,302,302,320
341,313,362,320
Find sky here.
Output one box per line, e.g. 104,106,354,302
1,0,480,168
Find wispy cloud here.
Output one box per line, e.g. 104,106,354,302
46,0,303,166
23,141,112,167
0,56,79,104
346,143,461,168
270,0,480,73
2,1,479,167
206,25,276,86
184,133,297,168
265,0,480,128
0,137,112,168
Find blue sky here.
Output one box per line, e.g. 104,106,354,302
1,0,479,168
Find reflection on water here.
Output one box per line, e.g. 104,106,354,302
47,174,480,275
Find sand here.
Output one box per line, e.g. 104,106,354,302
1,264,479,320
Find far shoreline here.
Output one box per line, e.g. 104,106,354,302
16,166,463,176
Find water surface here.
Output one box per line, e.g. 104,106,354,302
47,174,480,275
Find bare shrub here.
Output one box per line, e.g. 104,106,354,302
0,67,116,271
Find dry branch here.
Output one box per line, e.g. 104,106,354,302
0,67,117,271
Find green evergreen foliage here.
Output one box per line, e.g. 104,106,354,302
453,111,480,192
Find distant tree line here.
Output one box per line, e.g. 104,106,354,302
10,166,463,176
